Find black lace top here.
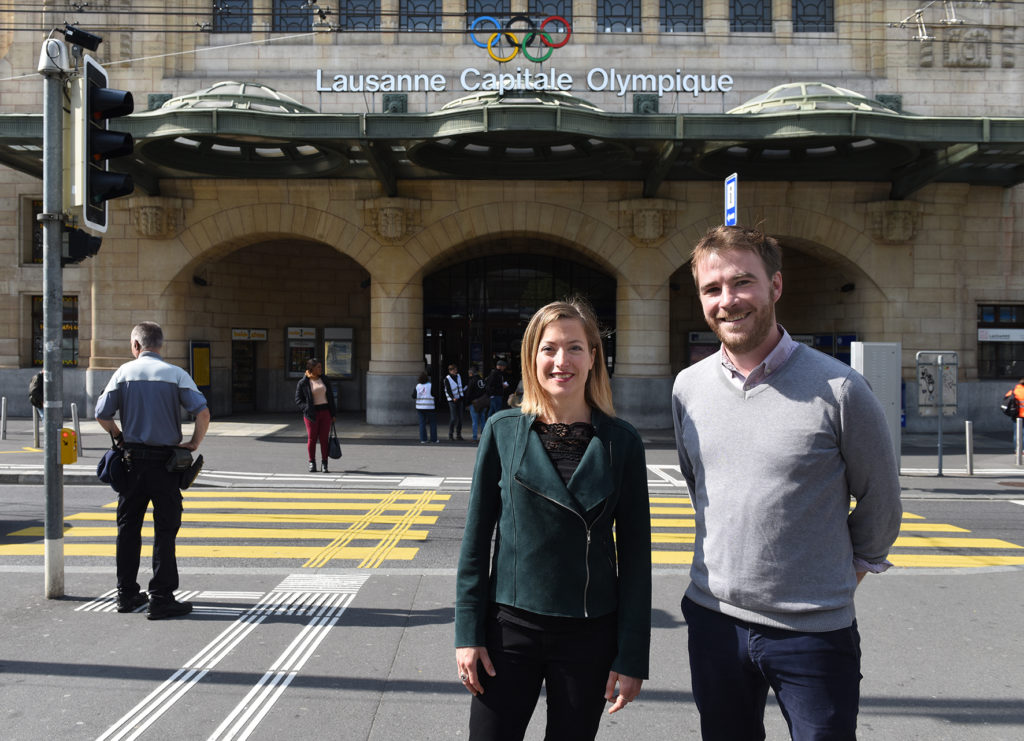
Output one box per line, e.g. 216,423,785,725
534,420,595,484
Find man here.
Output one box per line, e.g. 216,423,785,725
671,225,902,739
96,322,210,620
1005,377,1024,453
443,363,465,441
484,359,509,416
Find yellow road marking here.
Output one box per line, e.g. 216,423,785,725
651,518,695,528
359,490,439,568
66,512,440,525
0,543,419,560
898,523,969,533
652,532,696,544
893,536,1023,549
183,490,451,501
890,554,1024,568
108,500,448,512
9,525,429,541
652,551,693,565
0,447,43,454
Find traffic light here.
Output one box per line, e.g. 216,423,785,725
62,225,102,266
70,55,134,233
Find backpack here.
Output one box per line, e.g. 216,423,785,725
1001,391,1020,419
28,371,43,409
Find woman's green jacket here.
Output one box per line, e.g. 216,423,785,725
455,407,652,679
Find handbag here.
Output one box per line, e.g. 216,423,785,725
328,422,343,459
471,395,490,413
96,446,127,492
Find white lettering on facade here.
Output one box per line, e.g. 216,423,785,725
318,68,734,98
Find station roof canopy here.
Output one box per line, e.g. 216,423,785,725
2,80,1022,199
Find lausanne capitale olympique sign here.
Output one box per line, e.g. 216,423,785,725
315,68,735,98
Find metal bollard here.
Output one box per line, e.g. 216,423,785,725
964,420,973,476
1,396,6,440
33,406,40,448
71,402,83,455
1017,418,1023,467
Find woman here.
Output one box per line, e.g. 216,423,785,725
294,358,336,472
415,371,439,443
463,366,488,441
455,299,651,740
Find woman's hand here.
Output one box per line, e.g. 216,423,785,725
605,671,643,714
455,646,495,696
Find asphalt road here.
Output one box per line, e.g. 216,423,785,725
1,421,1023,740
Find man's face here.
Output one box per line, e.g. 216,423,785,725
449,367,458,375
695,248,782,361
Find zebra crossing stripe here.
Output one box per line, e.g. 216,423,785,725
96,574,367,741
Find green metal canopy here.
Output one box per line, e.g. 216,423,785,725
2,81,1022,199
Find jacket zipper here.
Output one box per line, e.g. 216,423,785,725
514,475,592,617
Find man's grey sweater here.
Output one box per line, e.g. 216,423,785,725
671,344,902,632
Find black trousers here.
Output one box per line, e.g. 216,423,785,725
448,399,464,436
468,611,617,741
115,456,183,598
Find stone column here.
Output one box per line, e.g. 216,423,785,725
610,250,674,429
365,278,425,425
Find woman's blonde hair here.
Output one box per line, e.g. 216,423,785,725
519,299,615,419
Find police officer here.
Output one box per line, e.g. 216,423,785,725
96,322,210,619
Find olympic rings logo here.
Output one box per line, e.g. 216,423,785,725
468,15,572,63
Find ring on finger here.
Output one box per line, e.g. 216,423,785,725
459,673,468,682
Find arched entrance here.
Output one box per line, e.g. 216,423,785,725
423,249,616,391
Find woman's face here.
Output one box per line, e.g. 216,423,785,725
535,318,595,408
311,363,322,377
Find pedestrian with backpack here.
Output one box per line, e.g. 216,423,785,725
1002,378,1024,454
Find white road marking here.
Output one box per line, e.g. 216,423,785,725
94,574,368,741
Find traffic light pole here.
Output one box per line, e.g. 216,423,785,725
39,39,67,598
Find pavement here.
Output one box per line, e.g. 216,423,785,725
1,411,1022,488
2,413,1024,739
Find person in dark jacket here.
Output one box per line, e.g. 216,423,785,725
294,358,336,472
483,359,509,415
463,366,488,441
455,299,652,740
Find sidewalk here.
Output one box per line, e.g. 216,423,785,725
0,412,1021,487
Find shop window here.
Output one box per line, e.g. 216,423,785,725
598,0,641,33
212,0,253,33
31,295,79,368
978,303,1024,379
793,0,833,32
24,197,43,264
661,0,702,32
338,0,380,30
529,0,572,26
273,0,312,31
400,0,441,31
730,0,771,32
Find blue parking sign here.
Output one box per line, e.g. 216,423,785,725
724,172,738,225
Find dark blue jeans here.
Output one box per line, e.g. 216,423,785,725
682,596,862,741
417,409,437,442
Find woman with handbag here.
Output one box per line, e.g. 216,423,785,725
294,358,336,472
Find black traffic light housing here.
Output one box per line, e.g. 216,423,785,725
80,55,134,232
62,226,102,266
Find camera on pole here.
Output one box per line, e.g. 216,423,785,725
69,54,134,234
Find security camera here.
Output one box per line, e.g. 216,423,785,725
64,25,103,51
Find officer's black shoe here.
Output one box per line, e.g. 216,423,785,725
116,592,149,613
147,596,193,620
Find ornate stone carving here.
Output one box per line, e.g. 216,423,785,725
867,201,923,245
943,28,992,68
360,198,421,243
617,199,678,246
127,196,187,239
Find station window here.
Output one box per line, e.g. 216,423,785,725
338,0,380,31
793,0,834,32
978,304,1024,379
212,0,252,33
400,0,441,31
31,295,79,368
467,0,510,24
661,0,703,32
598,0,641,33
731,0,771,32
273,0,312,32
529,0,573,26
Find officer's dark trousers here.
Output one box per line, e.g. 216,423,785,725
682,596,862,741
116,455,183,598
468,610,617,741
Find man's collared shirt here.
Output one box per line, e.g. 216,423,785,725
720,325,800,391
